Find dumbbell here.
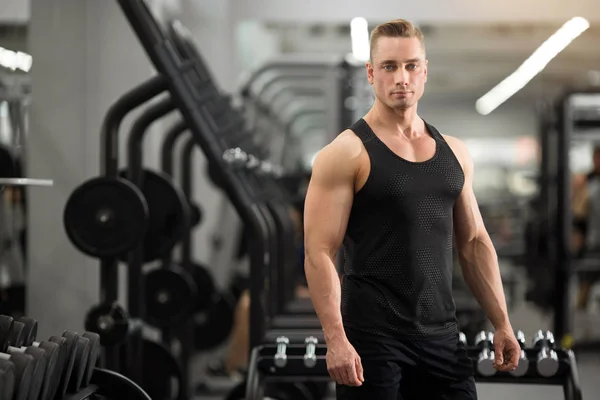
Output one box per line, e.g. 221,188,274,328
458,332,467,346
1,314,68,400
9,317,63,400
274,336,289,368
533,330,559,377
474,331,496,377
0,358,15,400
304,337,318,368
509,330,529,377
18,317,100,395
1,317,49,400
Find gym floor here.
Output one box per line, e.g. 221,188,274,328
197,263,600,399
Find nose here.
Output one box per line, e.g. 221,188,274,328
395,69,409,87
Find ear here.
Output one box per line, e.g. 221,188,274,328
424,59,428,82
366,61,374,85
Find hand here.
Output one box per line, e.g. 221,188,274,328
493,327,520,372
326,338,364,386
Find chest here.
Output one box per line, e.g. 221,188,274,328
377,134,437,163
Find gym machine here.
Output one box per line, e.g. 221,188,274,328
62,66,204,399
0,313,151,400
553,89,600,351
114,2,331,398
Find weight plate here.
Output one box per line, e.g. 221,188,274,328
17,317,37,347
145,265,197,328
82,332,101,387
56,331,80,399
47,336,69,400
0,359,15,400
7,321,25,348
118,169,190,263
194,292,236,351
0,315,13,352
190,262,216,312
63,176,150,258
84,302,130,347
190,202,203,227
66,334,90,393
137,339,183,400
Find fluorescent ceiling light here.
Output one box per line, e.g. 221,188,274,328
350,17,370,62
476,16,589,115
0,46,32,73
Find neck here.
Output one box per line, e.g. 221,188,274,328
364,99,422,138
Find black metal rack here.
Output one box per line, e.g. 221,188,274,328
245,344,583,400
551,88,600,348
116,0,272,351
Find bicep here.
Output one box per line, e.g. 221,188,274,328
304,151,355,258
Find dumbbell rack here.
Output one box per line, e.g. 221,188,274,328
244,344,583,400
467,348,583,400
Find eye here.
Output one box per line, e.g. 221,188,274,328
406,64,417,70
384,65,396,71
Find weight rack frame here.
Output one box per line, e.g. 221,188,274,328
244,345,583,400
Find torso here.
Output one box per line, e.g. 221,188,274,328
340,117,465,342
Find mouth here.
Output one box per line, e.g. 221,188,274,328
391,91,411,95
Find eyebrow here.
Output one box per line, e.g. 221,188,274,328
380,58,422,65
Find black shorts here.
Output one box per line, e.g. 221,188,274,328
336,328,477,400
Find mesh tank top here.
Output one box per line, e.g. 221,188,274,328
341,118,465,341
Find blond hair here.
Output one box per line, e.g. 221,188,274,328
369,19,425,61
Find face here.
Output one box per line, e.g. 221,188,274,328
366,36,428,110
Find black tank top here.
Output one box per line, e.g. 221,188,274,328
341,118,465,341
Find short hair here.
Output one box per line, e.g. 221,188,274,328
369,19,425,61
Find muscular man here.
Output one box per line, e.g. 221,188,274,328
303,19,519,399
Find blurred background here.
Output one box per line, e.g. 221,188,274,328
0,0,598,399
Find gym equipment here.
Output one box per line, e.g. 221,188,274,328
84,302,132,347
127,338,184,400
533,330,560,377
474,331,496,377
144,265,197,328
303,336,318,368
117,168,190,264
0,318,51,400
193,293,237,350
0,358,15,400
90,368,152,400
0,317,34,400
509,330,529,377
64,176,150,259
274,336,289,368
528,89,600,351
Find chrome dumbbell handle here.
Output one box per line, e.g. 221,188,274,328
474,331,496,377
533,330,559,377
304,336,318,368
509,330,529,377
274,336,289,368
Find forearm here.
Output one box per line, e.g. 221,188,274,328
458,236,511,330
304,251,346,344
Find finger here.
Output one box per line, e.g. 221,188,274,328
494,343,505,367
348,362,362,386
338,366,353,386
355,358,365,383
328,368,343,385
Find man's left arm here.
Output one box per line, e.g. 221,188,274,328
445,136,519,371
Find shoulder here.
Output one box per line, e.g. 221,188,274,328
312,129,364,171
441,134,473,173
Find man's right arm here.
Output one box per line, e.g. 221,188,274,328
303,134,358,345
